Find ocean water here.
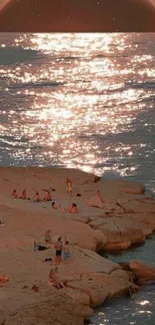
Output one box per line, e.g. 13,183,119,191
0,33,155,324
0,33,155,193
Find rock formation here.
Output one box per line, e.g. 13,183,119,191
0,167,155,325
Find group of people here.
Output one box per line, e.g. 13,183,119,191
44,231,71,265
12,188,52,202
11,177,79,214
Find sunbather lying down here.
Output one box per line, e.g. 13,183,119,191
48,268,64,289
34,240,50,251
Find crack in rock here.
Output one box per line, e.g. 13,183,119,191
112,219,122,238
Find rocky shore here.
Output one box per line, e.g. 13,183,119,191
0,167,155,325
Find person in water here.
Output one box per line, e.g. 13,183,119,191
42,189,52,201
66,178,72,196
12,189,18,199
68,203,78,213
54,237,63,265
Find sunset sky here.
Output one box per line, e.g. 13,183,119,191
0,0,155,31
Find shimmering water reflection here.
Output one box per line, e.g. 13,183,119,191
0,33,155,193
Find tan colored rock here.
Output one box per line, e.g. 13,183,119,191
119,181,145,194
121,214,153,236
66,269,130,307
117,198,155,214
129,260,155,281
90,217,147,251
67,215,90,224
65,287,90,305
89,218,107,229
88,195,104,208
74,304,94,317
131,213,155,231
1,167,155,325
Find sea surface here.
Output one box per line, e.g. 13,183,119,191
0,33,155,324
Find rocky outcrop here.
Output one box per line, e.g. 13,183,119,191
58,247,131,312
120,182,145,194
0,167,155,325
87,191,155,251
89,216,153,251
0,247,132,325
129,260,155,282
0,291,83,325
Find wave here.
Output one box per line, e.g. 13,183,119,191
132,41,147,45
101,170,122,179
56,56,81,61
94,54,128,59
0,46,41,65
125,81,155,89
9,80,65,90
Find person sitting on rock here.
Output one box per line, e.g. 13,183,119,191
20,189,28,200
44,230,52,244
66,178,72,196
52,201,58,209
68,203,78,213
49,268,64,289
42,189,52,201
12,189,18,199
33,189,41,202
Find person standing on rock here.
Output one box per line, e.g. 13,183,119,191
63,240,71,262
96,190,104,203
54,237,63,265
66,178,72,196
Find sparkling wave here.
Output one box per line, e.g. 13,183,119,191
0,33,155,193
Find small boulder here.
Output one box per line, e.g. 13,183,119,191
129,260,155,281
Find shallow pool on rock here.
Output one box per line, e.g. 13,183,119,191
91,236,155,325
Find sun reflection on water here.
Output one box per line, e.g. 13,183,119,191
0,33,155,179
